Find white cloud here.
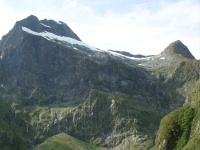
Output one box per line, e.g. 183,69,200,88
0,0,199,59
0,0,15,38
77,0,200,58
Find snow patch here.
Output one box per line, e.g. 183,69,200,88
22,26,102,52
160,57,165,60
73,47,78,50
56,21,62,24
41,23,51,28
0,52,4,60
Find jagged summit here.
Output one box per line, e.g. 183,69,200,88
161,40,195,59
16,15,81,41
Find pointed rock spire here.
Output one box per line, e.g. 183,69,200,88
161,40,195,59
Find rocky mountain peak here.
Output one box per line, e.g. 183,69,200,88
15,15,81,41
161,40,195,59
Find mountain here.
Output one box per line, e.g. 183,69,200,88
0,15,199,150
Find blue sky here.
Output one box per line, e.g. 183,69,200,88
0,0,200,59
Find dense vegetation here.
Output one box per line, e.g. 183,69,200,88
152,79,200,150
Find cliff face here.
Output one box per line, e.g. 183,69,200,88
0,15,199,150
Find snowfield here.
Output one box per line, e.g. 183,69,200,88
22,26,101,52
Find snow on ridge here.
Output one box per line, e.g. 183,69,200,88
22,26,101,52
41,23,51,28
108,50,153,60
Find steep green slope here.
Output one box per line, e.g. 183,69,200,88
181,79,200,150
152,79,200,150
0,99,28,150
34,133,104,150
